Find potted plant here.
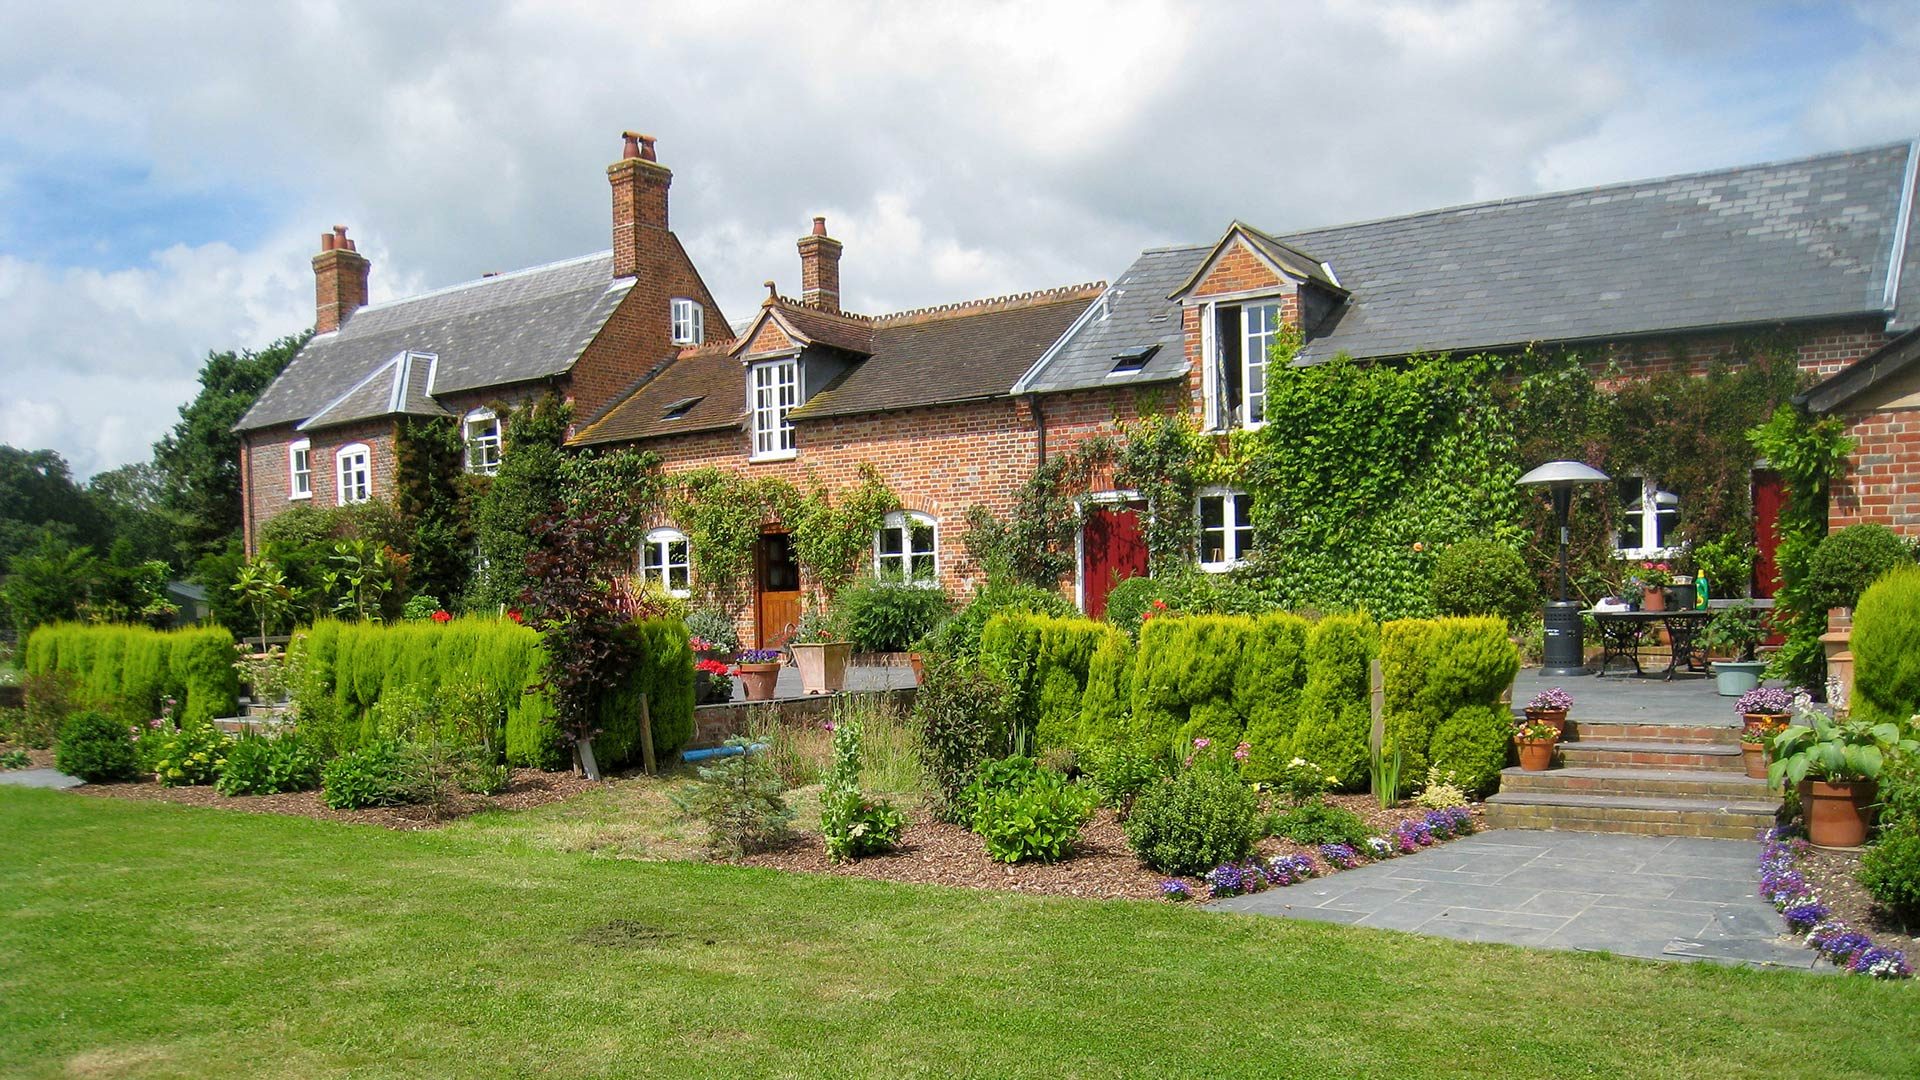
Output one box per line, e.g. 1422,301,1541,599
1636,563,1674,612
1704,602,1767,696
1523,686,1573,738
734,648,784,701
1513,718,1559,771
1739,716,1786,780
1769,713,1919,847
789,607,851,695
1733,685,1792,734
693,657,734,705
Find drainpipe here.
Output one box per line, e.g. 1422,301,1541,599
1027,393,1046,467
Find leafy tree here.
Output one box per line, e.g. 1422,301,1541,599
394,417,472,606
467,394,570,611
152,333,307,560
521,503,640,777
87,462,178,568
1,536,100,635
0,445,108,572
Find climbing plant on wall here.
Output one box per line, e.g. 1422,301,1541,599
393,416,472,606
962,437,1115,590
1748,403,1853,690
790,463,898,600
667,469,787,609
466,393,571,612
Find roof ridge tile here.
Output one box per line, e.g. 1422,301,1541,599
873,282,1106,326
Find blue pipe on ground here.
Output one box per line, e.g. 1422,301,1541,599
679,742,767,763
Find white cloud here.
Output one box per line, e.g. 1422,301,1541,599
0,0,1915,479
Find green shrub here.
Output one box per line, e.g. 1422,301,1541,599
321,739,418,809
1379,619,1441,784
11,671,76,749
1076,629,1135,747
1129,615,1251,751
1101,576,1159,636
1878,753,1920,835
216,731,323,795
981,614,1116,750
1428,704,1510,796
1290,614,1378,790
1431,540,1537,627
54,710,140,782
917,578,1074,662
594,617,696,769
1266,801,1371,847
837,579,953,652
1849,565,1920,726
1807,523,1913,613
911,655,1013,823
972,767,1094,864
961,754,1050,826
672,739,795,859
1858,826,1920,923
1123,765,1260,875
24,623,237,727
1080,742,1163,815
0,748,29,769
820,713,904,860
147,722,231,787
1236,612,1311,783
684,608,740,653
401,594,444,621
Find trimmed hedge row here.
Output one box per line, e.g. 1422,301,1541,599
989,610,1517,794
24,623,239,725
287,616,694,771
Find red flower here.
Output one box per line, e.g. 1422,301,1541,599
431,610,452,623
506,609,523,624
695,658,732,677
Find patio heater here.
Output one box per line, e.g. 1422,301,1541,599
1517,460,1611,677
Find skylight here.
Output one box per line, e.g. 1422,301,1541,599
661,396,703,420
1108,344,1159,375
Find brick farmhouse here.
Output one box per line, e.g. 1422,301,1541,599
236,134,1920,648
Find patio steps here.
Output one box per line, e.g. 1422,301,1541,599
1485,718,1780,839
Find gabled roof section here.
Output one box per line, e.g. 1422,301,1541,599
1800,326,1920,413
297,350,451,432
1169,221,1345,300
1015,247,1204,395
732,296,876,360
238,252,629,431
790,284,1103,420
570,344,744,444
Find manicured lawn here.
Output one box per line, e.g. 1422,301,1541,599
1,787,1914,1079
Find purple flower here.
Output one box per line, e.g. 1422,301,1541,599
1817,929,1874,964
1734,686,1793,716
1319,843,1360,870
1423,810,1456,838
1205,863,1245,898
1528,687,1574,712
1782,901,1831,932
1847,947,1913,979
1364,836,1395,859
1161,879,1192,901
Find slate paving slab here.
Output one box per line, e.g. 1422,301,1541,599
0,768,82,790
1213,829,1817,970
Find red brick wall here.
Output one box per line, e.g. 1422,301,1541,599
1189,239,1286,298
570,238,734,424
1584,319,1887,383
242,419,398,551
1831,407,1920,535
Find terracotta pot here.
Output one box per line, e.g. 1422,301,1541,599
736,662,781,701
1800,778,1877,848
1524,707,1568,738
1741,711,1786,734
792,641,852,695
1515,736,1556,772
1741,742,1769,779
908,652,925,684
1641,587,1667,613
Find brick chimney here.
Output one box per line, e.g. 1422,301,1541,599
608,131,671,280
797,216,842,313
312,225,370,334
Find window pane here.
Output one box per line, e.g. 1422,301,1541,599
668,564,690,592
909,521,934,556
1200,495,1224,531
910,553,935,582
879,526,904,557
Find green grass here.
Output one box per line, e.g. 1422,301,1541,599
0,787,1915,1079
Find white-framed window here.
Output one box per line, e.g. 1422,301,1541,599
639,527,692,597
1615,476,1679,556
1196,487,1254,571
1204,299,1283,431
750,358,800,460
875,510,938,585
1241,301,1280,428
335,443,371,505
671,298,704,345
288,439,312,500
463,408,502,475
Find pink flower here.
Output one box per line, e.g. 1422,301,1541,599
1193,737,1212,750
1234,741,1250,762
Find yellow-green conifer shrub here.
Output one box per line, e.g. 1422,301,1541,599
1290,613,1379,790
1380,619,1441,784
1076,628,1135,747
24,623,237,725
1428,704,1511,796
168,627,241,725
1128,615,1252,752
1237,612,1311,783
978,613,1112,749
1850,565,1920,726
591,617,696,770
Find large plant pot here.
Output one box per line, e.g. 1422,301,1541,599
736,662,781,701
1741,742,1769,780
1801,779,1877,848
792,641,852,695
1515,737,1556,772
1713,660,1765,697
1741,710,1787,735
1524,707,1568,738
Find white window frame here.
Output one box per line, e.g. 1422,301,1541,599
1196,486,1254,572
671,298,704,345
874,510,939,586
335,443,371,506
1614,475,1680,558
288,439,312,500
639,527,692,598
750,357,800,461
463,407,502,475
1241,300,1281,430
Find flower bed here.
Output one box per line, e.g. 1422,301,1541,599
1758,828,1913,979
1184,806,1477,900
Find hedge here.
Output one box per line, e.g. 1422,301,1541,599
980,613,1118,750
1236,612,1311,783
287,615,692,771
1380,619,1441,783
1077,629,1135,747
24,623,239,725
1290,614,1380,790
1850,565,1920,726
1129,615,1252,752
1380,616,1516,788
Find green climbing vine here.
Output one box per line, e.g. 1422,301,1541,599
790,464,899,601
1748,403,1853,689
666,464,899,609
961,437,1114,590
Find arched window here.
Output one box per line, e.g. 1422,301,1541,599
463,408,502,475
1195,487,1253,571
336,443,372,505
875,510,938,585
640,527,692,598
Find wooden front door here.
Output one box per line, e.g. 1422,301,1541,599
756,532,802,650
1753,470,1785,599
1082,502,1149,619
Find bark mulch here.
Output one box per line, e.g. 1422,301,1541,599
741,794,1484,902
71,769,601,830
1798,844,1920,955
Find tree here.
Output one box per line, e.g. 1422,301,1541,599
1,536,100,636
87,462,178,568
231,554,294,646
521,503,639,779
394,417,472,607
0,445,108,572
153,333,308,561
467,394,570,611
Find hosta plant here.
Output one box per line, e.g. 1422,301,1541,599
1768,713,1918,787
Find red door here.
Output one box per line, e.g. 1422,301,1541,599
1082,503,1149,618
1753,470,1785,599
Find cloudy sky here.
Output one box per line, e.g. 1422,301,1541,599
3,0,1919,479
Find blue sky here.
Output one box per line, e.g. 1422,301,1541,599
2,0,1917,479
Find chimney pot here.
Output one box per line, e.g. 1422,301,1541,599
320,231,336,252
609,129,672,279
312,224,371,334
638,134,657,162
811,216,827,237
622,131,640,159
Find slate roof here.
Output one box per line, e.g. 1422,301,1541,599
1025,140,1920,389
237,252,631,431
1799,326,1920,413
1013,247,1203,395
298,351,448,431
571,345,744,443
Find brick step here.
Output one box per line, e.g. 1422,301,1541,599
1483,791,1780,840
1556,739,1746,772
1567,721,1739,746
1500,766,1773,799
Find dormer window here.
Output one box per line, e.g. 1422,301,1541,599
1208,300,1281,430
750,357,800,460
671,298,704,345
463,408,502,475
1108,344,1159,376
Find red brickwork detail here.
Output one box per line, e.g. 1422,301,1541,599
241,419,399,549
1189,240,1284,298
312,248,370,335
1831,406,1920,536
745,318,798,356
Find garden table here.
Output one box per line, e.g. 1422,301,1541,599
1586,610,1714,680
